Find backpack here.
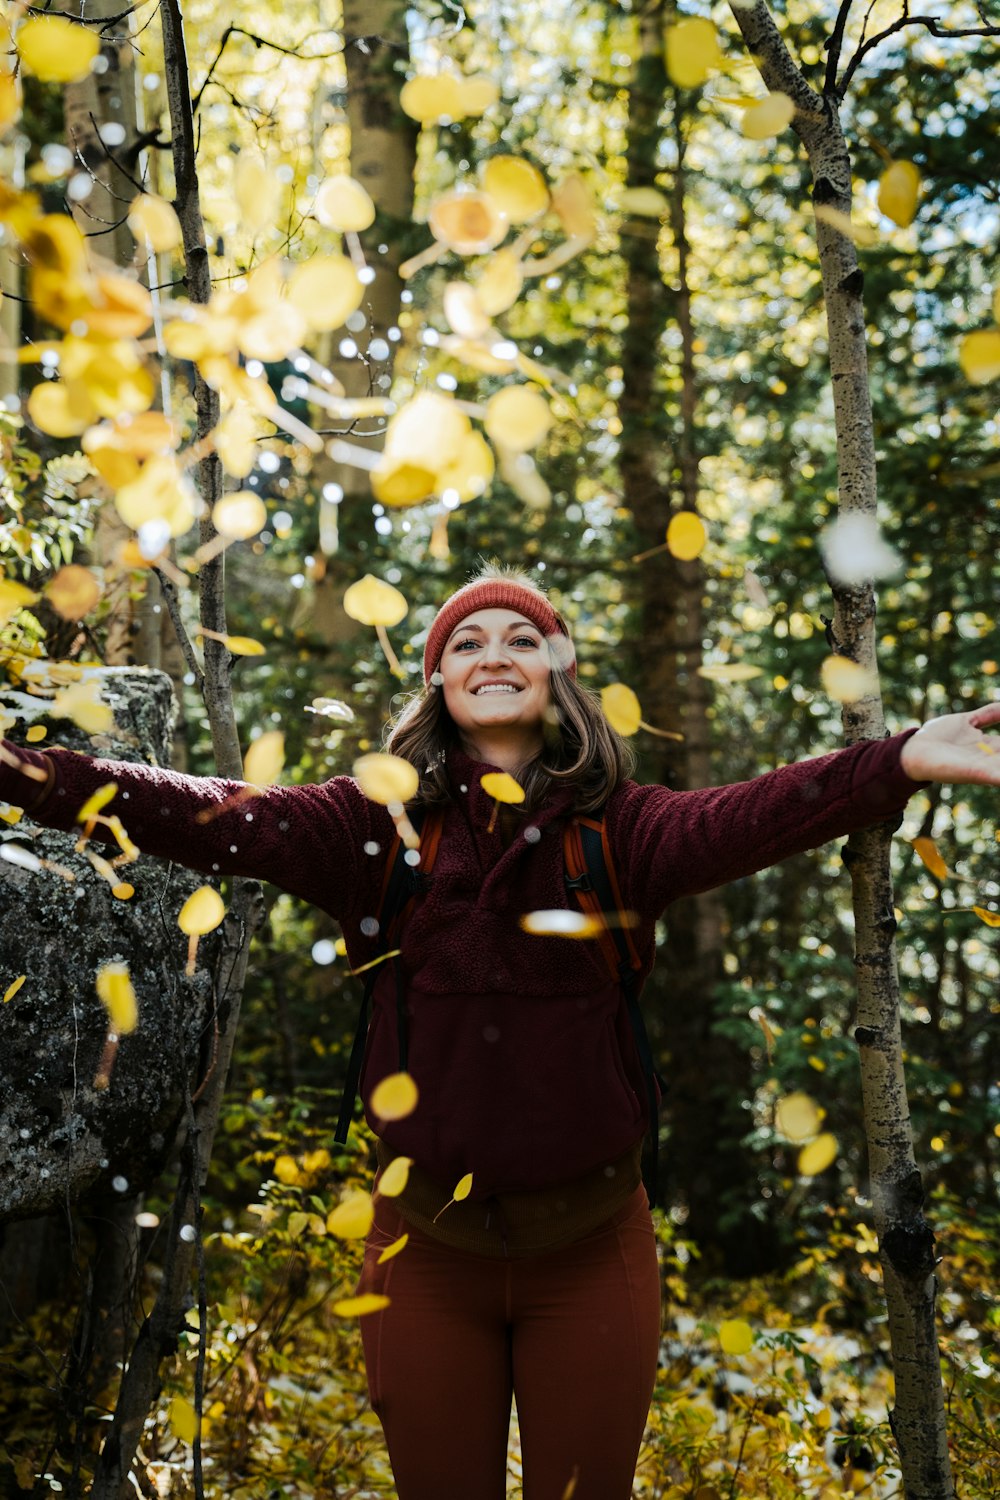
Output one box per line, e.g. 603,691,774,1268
334,807,664,1203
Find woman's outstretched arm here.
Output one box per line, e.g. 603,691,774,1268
610,706,998,917
0,737,384,920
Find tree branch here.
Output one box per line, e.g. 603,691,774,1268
824,0,856,95
839,11,1000,95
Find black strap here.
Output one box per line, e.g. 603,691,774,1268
574,821,662,1207
335,810,428,1146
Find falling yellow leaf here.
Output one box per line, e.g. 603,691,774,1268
667,512,707,561
820,655,877,703
25,726,46,744
244,730,285,787
315,174,376,232
400,72,465,124
168,1395,199,1445
199,630,267,657
520,909,604,938
481,771,525,804
601,683,642,736
741,92,796,140
482,156,549,223
112,883,134,901
476,250,524,317
273,1154,302,1185
212,492,267,540
50,679,113,735
958,329,1000,385
343,575,408,628
233,154,282,234
718,1319,754,1355
77,782,119,826
326,1190,375,1239
484,386,553,453
377,1234,409,1264
3,975,26,1004
814,203,879,248
0,577,40,627
696,663,763,683
797,1132,838,1176
331,1294,390,1316
877,161,921,228
972,906,1000,927
429,190,508,256
370,1072,419,1121
27,381,93,439
178,886,226,936
775,1091,820,1142
664,16,722,88
453,1172,473,1201
912,836,948,882
16,16,99,84
45,565,101,621
378,1156,413,1198
127,194,183,252
618,187,669,218
96,962,138,1034
354,753,419,807
287,254,364,332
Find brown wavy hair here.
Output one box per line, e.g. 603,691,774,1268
383,564,636,813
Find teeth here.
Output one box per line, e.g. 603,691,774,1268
475,684,518,695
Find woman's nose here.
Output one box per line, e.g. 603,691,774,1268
481,639,513,666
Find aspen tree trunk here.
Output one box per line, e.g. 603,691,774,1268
91,3,265,1494
727,4,954,1493
620,5,770,1272
310,0,415,636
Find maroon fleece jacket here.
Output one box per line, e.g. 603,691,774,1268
0,731,922,1194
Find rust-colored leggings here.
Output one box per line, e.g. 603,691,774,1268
358,1185,661,1500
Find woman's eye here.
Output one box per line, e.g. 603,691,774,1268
512,636,540,648
454,638,478,651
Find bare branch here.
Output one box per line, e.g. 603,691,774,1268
824,0,857,94
839,10,1000,94
152,568,204,694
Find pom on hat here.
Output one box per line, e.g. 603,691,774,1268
423,577,576,684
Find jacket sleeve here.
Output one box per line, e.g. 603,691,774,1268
607,728,925,919
0,737,378,921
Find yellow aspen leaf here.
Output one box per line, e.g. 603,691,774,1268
912,837,948,881
233,154,282,234
741,92,796,140
482,157,549,223
520,909,611,939
476,250,524,316
96,962,138,1034
429,190,508,255
972,906,1000,927
378,1156,413,1197
17,16,99,83
664,17,722,89
437,431,495,504
331,1293,390,1316
273,1154,302,1185
315,174,376,232
807,1055,827,1071
820,655,877,703
797,1132,838,1176
877,161,921,228
618,186,669,218
697,662,763,682
484,386,553,453
26,726,47,744
303,1148,331,1175
400,72,465,124
212,492,267,540
377,1233,409,1264
243,730,284,787
287,254,364,332
443,280,492,339
481,771,525,804
454,1172,473,1201
354,753,419,806
454,75,500,118
77,782,119,825
326,1190,375,1239
601,683,642,737
178,886,226,936
958,329,1000,385
27,381,94,439
127,194,182,252
51,679,113,735
775,1091,820,1142
45,565,101,621
0,72,21,132
718,1318,754,1355
112,883,134,901
814,203,879,248
3,975,26,1004
370,1072,419,1121
385,391,471,472
287,1211,313,1239
343,575,408,628
0,577,40,626
667,511,707,561
168,1395,199,1445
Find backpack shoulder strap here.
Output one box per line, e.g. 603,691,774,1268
334,805,443,1146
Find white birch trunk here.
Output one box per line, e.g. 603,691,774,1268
726,5,955,1495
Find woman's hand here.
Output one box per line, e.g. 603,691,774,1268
900,703,1000,786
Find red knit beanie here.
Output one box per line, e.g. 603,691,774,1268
423,578,577,684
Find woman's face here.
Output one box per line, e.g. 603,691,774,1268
438,607,552,746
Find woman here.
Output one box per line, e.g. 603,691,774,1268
1,563,997,1500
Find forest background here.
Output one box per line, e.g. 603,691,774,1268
0,0,998,1495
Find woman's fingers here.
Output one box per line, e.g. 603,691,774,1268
969,701,1000,731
